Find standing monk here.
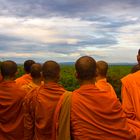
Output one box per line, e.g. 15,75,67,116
24,60,67,140
21,63,43,92
121,49,140,121
53,56,140,140
0,60,26,140
95,60,117,98
16,60,35,88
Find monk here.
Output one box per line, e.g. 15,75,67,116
121,67,140,121
53,56,140,140
21,63,43,92
16,60,35,88
95,60,117,98
0,60,26,140
24,60,68,140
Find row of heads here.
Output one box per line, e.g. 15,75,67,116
0,56,108,81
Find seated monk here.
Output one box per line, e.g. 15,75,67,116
24,60,68,140
21,63,43,92
53,56,140,140
0,60,26,140
16,60,35,88
95,60,117,98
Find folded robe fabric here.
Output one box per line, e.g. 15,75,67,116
54,84,140,140
95,78,117,98
53,91,72,140
24,82,66,140
21,81,44,93
15,74,32,88
0,81,26,140
121,70,140,121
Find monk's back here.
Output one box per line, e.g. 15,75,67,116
71,84,136,140
16,74,32,88
0,81,26,140
33,83,65,140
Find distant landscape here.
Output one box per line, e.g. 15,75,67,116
16,63,134,101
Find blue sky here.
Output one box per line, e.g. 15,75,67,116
0,0,139,63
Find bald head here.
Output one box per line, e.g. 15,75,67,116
42,60,60,81
96,61,108,77
0,60,17,78
24,60,35,73
31,63,42,79
75,56,96,80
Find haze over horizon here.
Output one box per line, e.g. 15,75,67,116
0,0,140,63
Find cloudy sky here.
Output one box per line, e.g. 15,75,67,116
0,0,140,63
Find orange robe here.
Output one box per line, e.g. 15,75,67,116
0,81,26,140
121,70,140,121
15,74,32,88
54,84,140,140
21,81,44,93
95,78,117,98
24,82,66,140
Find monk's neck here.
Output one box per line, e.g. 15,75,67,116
44,79,58,84
79,79,95,86
96,75,106,82
32,79,42,85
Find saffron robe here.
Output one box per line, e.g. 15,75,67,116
95,78,117,98
15,74,32,88
53,91,72,140
54,84,140,140
24,82,66,140
121,70,140,121
21,81,44,93
0,81,26,140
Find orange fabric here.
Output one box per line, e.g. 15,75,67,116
24,82,66,140
53,91,72,140
21,81,44,93
95,78,117,98
70,84,140,140
121,71,140,121
0,81,26,140
15,74,32,88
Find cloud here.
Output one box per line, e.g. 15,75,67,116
0,0,140,63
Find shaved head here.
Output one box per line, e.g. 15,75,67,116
24,60,35,73
31,63,42,79
1,60,17,78
96,61,108,77
42,60,60,80
75,56,96,80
